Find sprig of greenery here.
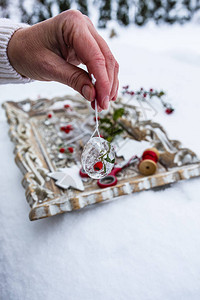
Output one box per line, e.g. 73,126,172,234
99,108,125,142
99,142,115,173
113,107,125,121
122,86,174,114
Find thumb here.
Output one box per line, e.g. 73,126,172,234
46,53,96,102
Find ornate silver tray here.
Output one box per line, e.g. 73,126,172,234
3,94,200,221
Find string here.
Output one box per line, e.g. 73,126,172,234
90,74,100,139
142,150,158,163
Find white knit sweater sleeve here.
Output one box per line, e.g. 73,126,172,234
0,18,33,84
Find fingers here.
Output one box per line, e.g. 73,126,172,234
62,11,119,110
86,20,119,101
42,50,96,102
111,79,119,101
65,46,83,66
71,29,110,109
91,100,103,112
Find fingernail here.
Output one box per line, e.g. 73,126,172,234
82,85,92,101
98,106,103,112
111,95,117,101
103,96,109,110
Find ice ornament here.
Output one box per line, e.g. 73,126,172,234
81,74,115,179
81,137,115,179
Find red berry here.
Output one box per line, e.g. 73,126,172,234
68,147,74,153
130,91,135,96
64,128,70,134
93,161,103,171
143,93,147,97
59,148,65,153
123,85,129,90
66,124,73,130
64,104,71,109
60,125,73,132
94,116,100,121
48,113,52,118
140,87,143,91
150,88,153,92
165,108,174,115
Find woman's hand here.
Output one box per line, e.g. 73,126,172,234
7,10,119,110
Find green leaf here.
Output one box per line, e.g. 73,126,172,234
104,152,114,164
113,108,125,121
112,128,123,136
100,125,110,131
104,163,106,173
99,109,125,142
158,91,165,97
106,136,113,142
99,118,112,125
105,156,112,163
108,142,111,152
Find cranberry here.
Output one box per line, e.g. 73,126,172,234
94,116,100,122
64,128,70,134
60,124,73,133
64,104,71,109
93,161,103,171
48,113,52,118
68,147,74,153
59,148,65,153
66,124,73,130
165,108,174,114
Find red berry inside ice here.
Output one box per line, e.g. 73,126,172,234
48,113,52,118
93,161,103,171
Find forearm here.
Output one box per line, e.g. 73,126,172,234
0,18,32,84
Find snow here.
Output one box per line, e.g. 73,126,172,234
1,22,200,300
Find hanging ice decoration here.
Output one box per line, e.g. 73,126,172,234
82,136,115,179
81,75,115,179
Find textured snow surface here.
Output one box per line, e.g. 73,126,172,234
1,23,200,300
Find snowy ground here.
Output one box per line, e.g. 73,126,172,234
1,22,200,300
